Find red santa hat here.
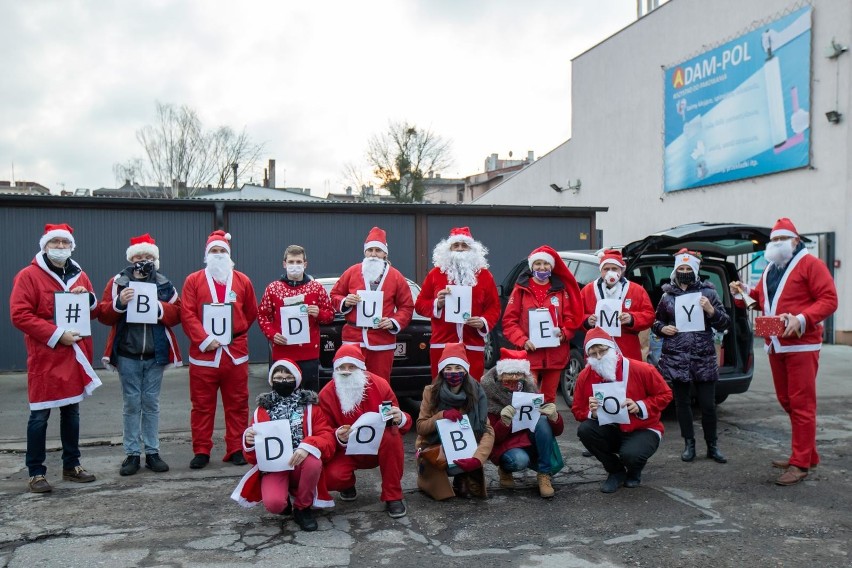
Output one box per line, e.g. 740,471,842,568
770,217,799,239
126,233,160,269
598,249,625,270
205,230,231,255
39,223,76,251
495,348,531,376
528,246,555,270
672,248,701,276
268,359,303,388
584,327,618,354
363,226,388,254
446,226,475,247
437,343,470,373
333,344,366,371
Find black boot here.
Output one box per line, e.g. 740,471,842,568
293,507,318,531
706,441,727,463
681,438,696,462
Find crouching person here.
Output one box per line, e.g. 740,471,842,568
482,349,563,498
415,344,494,500
231,360,335,532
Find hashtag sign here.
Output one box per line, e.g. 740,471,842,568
65,304,81,323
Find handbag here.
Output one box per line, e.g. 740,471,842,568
549,439,565,475
417,444,447,470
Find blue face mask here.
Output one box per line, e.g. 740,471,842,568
443,370,466,387
533,270,552,281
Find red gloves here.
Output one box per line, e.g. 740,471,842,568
454,458,481,472
443,409,463,422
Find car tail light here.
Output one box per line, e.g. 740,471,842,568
419,342,428,350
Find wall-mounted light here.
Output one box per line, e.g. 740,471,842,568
826,110,842,124
826,38,848,59
550,179,582,193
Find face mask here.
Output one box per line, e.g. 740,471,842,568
533,270,552,281
501,380,523,392
133,260,155,277
604,270,620,285
443,370,466,387
272,381,297,398
46,248,72,263
675,271,696,286
286,264,305,278
765,240,794,265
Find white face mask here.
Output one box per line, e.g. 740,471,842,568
286,264,305,278
46,248,72,264
604,269,620,286
765,240,795,266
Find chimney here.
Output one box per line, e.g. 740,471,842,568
527,150,534,162
345,186,352,196
268,159,276,189
263,168,268,188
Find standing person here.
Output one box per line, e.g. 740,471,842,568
415,343,494,500
99,233,183,476
653,249,730,464
257,244,334,392
415,227,501,380
730,218,838,486
581,249,655,361
318,344,411,518
330,227,414,382
231,359,336,532
10,223,100,493
181,230,258,469
502,245,583,402
572,328,672,493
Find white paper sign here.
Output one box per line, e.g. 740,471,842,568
436,415,477,463
511,391,544,433
54,292,92,337
345,412,385,455
126,282,158,324
593,381,630,425
280,305,310,345
594,299,623,338
253,420,294,472
203,303,233,345
444,285,472,324
356,290,384,328
528,309,559,348
674,292,704,332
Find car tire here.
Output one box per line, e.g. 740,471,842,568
560,347,584,407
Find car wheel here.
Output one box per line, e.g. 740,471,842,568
714,393,728,405
560,347,584,407
483,331,497,368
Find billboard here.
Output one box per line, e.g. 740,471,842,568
663,7,812,192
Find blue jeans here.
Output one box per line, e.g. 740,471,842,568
117,356,165,456
500,416,554,473
26,403,80,476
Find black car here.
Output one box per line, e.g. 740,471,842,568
490,222,773,407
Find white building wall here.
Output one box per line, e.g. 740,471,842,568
475,0,852,340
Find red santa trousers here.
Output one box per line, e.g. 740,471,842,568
260,454,322,512
325,424,404,502
189,356,249,461
430,347,486,382
364,349,394,383
534,368,562,404
768,350,820,469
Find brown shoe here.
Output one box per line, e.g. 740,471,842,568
771,459,817,470
775,465,808,486
537,473,555,499
28,475,52,493
62,466,96,483
498,467,515,489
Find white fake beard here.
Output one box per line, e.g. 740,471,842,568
361,257,386,284
764,240,794,266
587,349,618,382
205,254,234,284
333,368,368,415
433,246,488,287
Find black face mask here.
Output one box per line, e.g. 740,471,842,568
133,260,155,277
272,381,297,398
676,271,696,286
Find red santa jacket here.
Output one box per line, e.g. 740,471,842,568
502,272,583,369
330,263,414,351
257,277,334,361
581,278,655,361
415,267,500,351
318,372,413,436
181,269,258,367
10,254,102,409
571,357,672,437
738,249,838,354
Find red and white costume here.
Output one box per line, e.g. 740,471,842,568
257,277,334,363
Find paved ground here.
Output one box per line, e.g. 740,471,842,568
1,343,850,567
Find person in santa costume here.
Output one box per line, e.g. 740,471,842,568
415,343,494,500
230,359,336,532
415,227,501,380
581,249,655,362
572,328,672,493
98,233,182,476
257,244,334,392
502,245,583,403
481,348,564,499
330,227,414,382
318,344,411,518
730,218,837,486
10,223,100,493
181,230,258,469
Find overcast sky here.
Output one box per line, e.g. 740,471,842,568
0,0,637,196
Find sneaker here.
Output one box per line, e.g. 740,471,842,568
28,475,52,493
63,466,96,483
498,467,515,489
189,454,210,469
145,453,170,473
120,455,141,476
536,472,555,498
228,451,247,466
600,471,626,494
338,486,357,501
293,507,318,531
386,500,407,518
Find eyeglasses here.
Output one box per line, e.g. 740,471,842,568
587,346,610,359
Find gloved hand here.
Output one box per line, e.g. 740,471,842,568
500,405,516,426
453,457,481,472
539,403,558,421
443,409,463,422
